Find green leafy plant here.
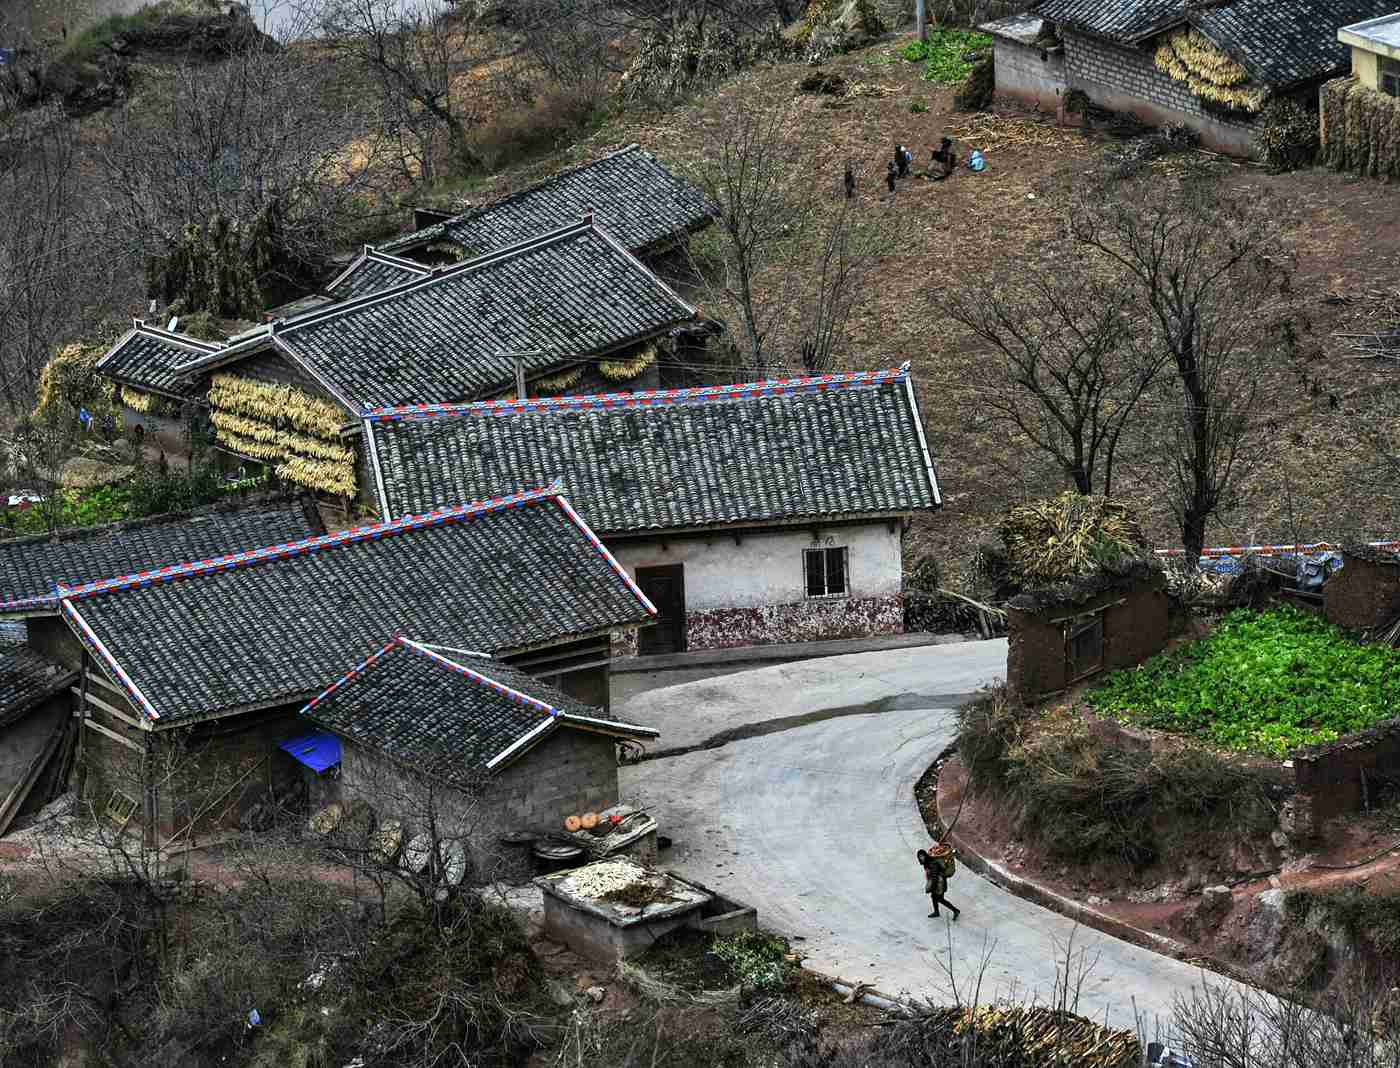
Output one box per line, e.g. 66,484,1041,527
708,931,792,993
1088,606,1400,757
901,30,992,84
910,99,928,113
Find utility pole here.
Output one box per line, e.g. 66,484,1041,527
917,0,927,42
500,350,544,400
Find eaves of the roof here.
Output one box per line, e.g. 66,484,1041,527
324,245,432,297
96,321,225,400
361,364,943,532
58,486,655,724
170,219,697,411
0,647,79,729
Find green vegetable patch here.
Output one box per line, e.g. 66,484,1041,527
1087,606,1400,758
900,30,992,84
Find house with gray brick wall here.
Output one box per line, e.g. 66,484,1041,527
997,0,1397,156
293,636,657,879
48,487,655,842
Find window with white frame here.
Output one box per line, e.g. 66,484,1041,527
804,546,848,598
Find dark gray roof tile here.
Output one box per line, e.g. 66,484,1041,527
96,324,223,400
1192,0,1396,88
379,144,715,261
0,498,323,616
0,647,77,727
301,638,655,786
63,489,653,724
365,367,941,531
325,249,430,299
1033,0,1181,42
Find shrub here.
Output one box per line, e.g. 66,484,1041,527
709,930,793,994
953,55,994,111
1088,606,1400,756
1256,98,1320,172
910,99,928,113
1286,888,1400,959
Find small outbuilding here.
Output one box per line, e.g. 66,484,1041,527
979,13,1067,114
1006,561,1168,702
296,636,659,880
1324,544,1400,631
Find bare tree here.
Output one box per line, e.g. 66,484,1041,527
1068,179,1295,565
96,17,381,305
689,96,882,379
317,0,486,182
939,261,1162,497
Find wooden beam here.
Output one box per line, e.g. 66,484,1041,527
82,716,144,753
83,669,127,701
70,686,145,730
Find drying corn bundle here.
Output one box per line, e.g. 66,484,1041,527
896,1006,1140,1067
1154,31,1266,113
207,373,356,496
1320,76,1400,180
534,365,586,393
600,343,657,382
1000,493,1146,587
33,340,116,424
119,385,170,416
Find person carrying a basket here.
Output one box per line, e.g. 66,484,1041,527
917,846,960,921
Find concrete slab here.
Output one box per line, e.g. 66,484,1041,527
618,640,1007,756
620,642,1226,1036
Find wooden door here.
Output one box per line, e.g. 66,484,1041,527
636,565,686,655
1065,613,1104,683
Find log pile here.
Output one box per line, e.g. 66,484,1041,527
878,1006,1141,1067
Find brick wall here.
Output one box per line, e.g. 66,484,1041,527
1006,572,1169,702
1292,717,1400,836
1324,553,1400,631
327,726,620,880
1062,31,1258,156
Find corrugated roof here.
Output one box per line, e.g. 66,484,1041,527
364,367,942,532
0,499,323,617
378,144,716,261
61,488,655,724
301,637,656,785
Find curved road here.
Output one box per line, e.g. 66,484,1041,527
619,641,1213,1035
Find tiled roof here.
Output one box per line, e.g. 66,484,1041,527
0,647,77,728
324,248,430,299
1036,0,1393,87
363,367,942,532
61,488,655,724
1033,0,1181,42
176,220,697,412
301,637,657,786
96,322,223,400
0,499,323,617
379,144,716,261
1191,0,1397,88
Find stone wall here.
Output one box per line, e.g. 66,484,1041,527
685,595,903,650
1324,548,1400,631
1062,31,1257,157
1292,717,1400,836
1006,568,1169,702
325,726,621,879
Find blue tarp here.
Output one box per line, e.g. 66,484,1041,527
279,732,341,772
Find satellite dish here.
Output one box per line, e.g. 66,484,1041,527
167,317,179,332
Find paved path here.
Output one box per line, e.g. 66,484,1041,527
620,642,1216,1035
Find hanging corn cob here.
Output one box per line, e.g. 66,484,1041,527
275,455,357,497
600,343,657,382
1154,31,1266,112
119,386,168,416
533,365,587,392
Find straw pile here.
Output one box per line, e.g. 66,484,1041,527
999,494,1147,587
878,1006,1141,1067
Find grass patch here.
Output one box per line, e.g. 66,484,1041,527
900,29,992,84
1088,606,1400,757
958,685,1276,866
53,2,185,67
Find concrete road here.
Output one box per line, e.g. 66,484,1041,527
620,643,1215,1035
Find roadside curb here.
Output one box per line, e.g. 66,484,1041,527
934,758,1193,962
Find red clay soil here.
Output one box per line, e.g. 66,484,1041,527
926,755,1400,968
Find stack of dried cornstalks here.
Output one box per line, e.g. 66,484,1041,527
1000,493,1147,587
886,1006,1141,1067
